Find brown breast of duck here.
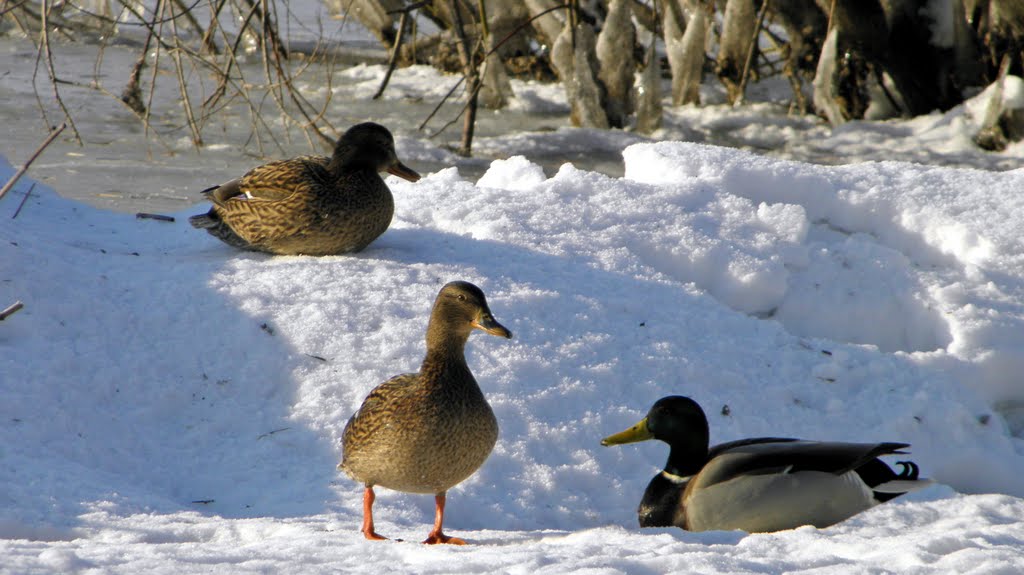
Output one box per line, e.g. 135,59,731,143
343,363,498,495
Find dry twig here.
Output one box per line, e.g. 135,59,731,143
0,123,65,203
136,212,176,222
257,427,291,439
13,0,349,158
374,1,429,100
35,0,82,143
736,0,770,105
167,0,204,146
0,0,30,17
11,183,36,219
0,302,25,321
420,3,570,140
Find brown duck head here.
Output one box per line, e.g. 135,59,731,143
425,281,513,353
328,122,421,182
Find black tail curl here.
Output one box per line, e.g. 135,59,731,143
895,461,919,480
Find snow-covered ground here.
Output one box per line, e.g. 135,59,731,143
3,8,1024,567
3,123,1024,571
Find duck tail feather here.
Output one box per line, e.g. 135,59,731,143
896,461,920,479
873,477,934,495
189,212,219,229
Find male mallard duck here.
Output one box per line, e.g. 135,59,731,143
601,396,929,533
340,281,513,544
189,122,420,255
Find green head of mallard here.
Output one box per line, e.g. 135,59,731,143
601,395,710,456
329,122,421,182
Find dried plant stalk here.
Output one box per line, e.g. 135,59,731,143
0,123,65,203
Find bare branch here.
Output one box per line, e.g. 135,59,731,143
736,0,770,105
136,212,176,222
0,302,24,322
0,123,65,203
447,0,480,156
63,0,206,28
38,0,82,143
0,0,30,18
11,182,36,219
167,0,203,147
374,7,413,100
419,2,570,135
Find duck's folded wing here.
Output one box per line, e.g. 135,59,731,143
343,373,418,435
202,175,296,205
694,440,910,490
356,373,418,411
215,158,327,204
708,437,799,459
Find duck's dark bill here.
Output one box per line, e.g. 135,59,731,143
472,315,513,339
601,418,653,446
387,162,422,182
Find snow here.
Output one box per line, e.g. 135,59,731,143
3,123,1024,571
3,19,1024,569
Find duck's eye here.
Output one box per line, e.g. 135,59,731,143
457,294,467,302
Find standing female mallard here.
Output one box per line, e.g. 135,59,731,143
340,281,513,544
602,396,929,532
189,122,420,255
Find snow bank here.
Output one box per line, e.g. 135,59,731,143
2,144,1023,572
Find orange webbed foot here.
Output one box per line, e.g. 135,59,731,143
422,531,466,545
363,530,388,541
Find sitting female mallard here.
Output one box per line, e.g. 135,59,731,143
340,281,513,544
189,122,420,255
602,396,929,533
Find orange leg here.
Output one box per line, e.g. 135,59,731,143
422,492,466,545
361,486,387,541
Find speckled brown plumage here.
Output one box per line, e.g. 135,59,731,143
340,281,513,544
189,122,420,256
